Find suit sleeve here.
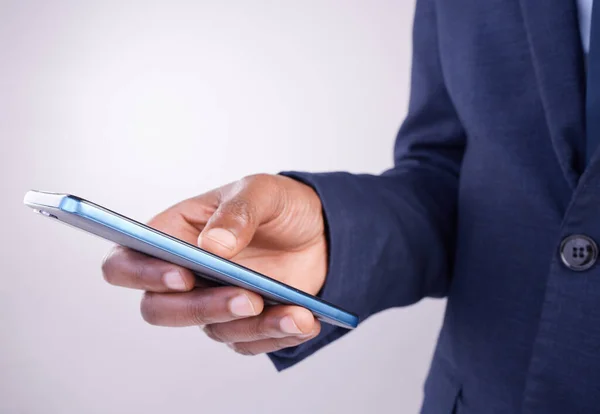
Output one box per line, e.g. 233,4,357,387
268,0,466,371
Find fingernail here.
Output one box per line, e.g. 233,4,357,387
279,316,303,335
163,270,187,291
229,295,256,317
202,228,237,251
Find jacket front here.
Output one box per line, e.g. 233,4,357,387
270,0,599,413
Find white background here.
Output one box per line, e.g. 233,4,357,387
0,1,446,413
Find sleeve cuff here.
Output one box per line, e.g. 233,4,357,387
267,171,370,370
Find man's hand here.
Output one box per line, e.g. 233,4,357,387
101,174,326,355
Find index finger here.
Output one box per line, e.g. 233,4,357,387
101,246,198,292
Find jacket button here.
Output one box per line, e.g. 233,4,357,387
560,234,598,271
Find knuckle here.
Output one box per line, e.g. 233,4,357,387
271,337,294,351
244,173,279,196
251,317,273,340
140,292,160,325
243,173,284,216
186,296,214,325
243,173,274,187
226,197,256,227
229,343,257,356
202,325,225,343
132,260,149,290
100,249,118,284
272,335,307,351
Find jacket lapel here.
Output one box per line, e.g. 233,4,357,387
519,0,586,188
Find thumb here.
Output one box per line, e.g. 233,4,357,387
197,176,282,259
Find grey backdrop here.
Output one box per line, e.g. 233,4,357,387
0,1,446,413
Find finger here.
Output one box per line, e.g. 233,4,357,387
102,246,197,292
197,174,283,259
226,325,321,356
202,305,319,343
227,336,313,356
140,287,265,327
147,192,219,245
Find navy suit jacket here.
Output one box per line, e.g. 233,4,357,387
269,0,598,412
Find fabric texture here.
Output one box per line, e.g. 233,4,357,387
269,0,600,413
587,0,600,163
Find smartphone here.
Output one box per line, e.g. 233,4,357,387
23,190,358,329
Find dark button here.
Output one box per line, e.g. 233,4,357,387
560,234,598,271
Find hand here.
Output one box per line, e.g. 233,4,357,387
101,174,327,355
